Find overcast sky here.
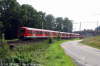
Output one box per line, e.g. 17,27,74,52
17,0,100,31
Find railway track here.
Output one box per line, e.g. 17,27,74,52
0,39,46,46
7,39,46,45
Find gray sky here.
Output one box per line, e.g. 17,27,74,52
17,0,100,31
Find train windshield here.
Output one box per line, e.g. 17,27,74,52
18,29,25,34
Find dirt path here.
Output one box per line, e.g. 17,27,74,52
61,40,100,66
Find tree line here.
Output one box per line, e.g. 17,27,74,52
0,0,73,39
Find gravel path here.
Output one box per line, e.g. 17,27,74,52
61,40,100,66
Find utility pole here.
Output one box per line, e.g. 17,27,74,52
42,21,43,29
79,22,82,31
97,16,99,32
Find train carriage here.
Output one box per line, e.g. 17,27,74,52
18,27,81,39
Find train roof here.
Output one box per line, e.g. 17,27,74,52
20,27,80,35
20,27,59,33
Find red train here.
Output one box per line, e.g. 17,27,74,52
17,27,81,39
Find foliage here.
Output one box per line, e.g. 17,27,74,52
63,18,73,32
0,22,4,41
0,0,21,39
0,44,10,59
20,4,37,28
45,14,55,30
55,17,73,32
56,17,64,31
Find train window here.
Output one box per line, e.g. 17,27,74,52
32,31,35,34
40,31,43,34
43,32,48,35
45,32,48,35
38,31,40,34
27,30,32,34
35,31,43,34
35,31,38,34
42,32,46,34
18,29,25,34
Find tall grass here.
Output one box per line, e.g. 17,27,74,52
0,39,76,66
81,36,100,49
0,40,49,66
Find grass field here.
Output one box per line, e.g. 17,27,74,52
0,39,76,66
44,40,76,66
81,36,100,49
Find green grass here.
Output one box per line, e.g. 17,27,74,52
0,39,76,66
44,40,76,66
81,36,100,49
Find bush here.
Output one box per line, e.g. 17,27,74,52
0,44,10,59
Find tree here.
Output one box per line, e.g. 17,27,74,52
20,4,38,28
0,0,47,39
55,17,63,31
45,14,55,30
0,22,4,33
20,5,46,29
0,22,4,41
0,0,21,39
63,18,73,32
36,11,46,29
55,17,73,32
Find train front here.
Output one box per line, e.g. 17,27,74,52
17,27,26,39
17,27,36,40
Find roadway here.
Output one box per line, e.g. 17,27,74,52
61,40,100,66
